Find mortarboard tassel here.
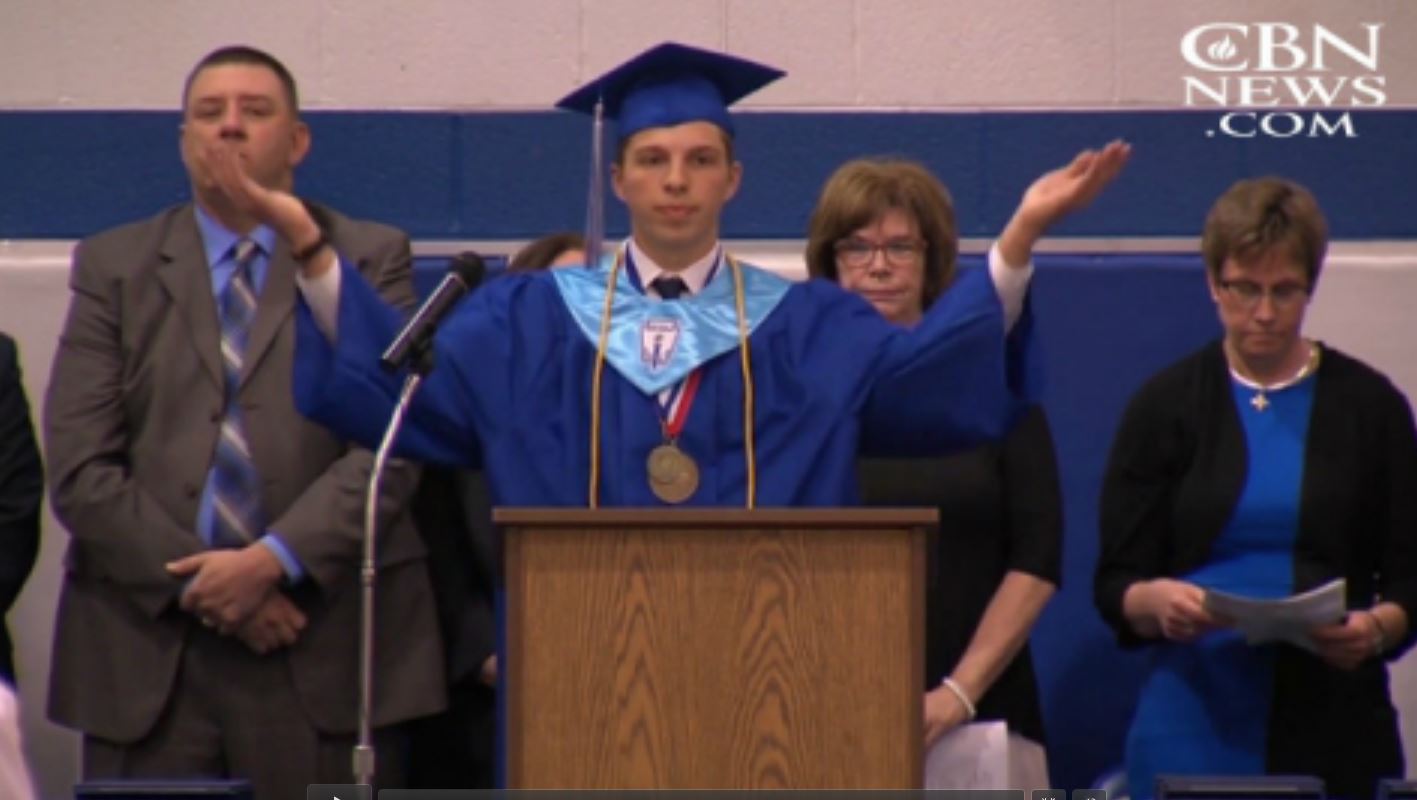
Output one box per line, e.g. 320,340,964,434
583,96,606,268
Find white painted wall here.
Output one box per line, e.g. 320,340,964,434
1,0,1413,110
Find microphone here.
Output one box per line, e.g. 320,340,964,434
379,252,486,372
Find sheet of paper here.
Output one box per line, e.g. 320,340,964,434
1203,577,1347,651
924,720,1011,790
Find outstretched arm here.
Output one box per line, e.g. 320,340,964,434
862,142,1131,455
998,140,1132,269
201,140,494,469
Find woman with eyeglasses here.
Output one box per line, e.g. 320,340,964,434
1094,177,1417,800
805,157,1064,790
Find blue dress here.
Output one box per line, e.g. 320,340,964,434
292,256,1037,506
1126,373,1317,800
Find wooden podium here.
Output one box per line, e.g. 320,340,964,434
495,507,936,789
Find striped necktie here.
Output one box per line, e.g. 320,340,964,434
209,238,264,549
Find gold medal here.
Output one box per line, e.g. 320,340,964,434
647,443,699,504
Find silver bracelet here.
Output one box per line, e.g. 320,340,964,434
940,677,977,721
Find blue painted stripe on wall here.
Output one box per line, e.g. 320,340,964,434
2,109,1414,239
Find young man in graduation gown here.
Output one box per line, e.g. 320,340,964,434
210,42,1129,508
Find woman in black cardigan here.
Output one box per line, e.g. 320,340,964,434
1095,177,1417,800
806,158,1065,787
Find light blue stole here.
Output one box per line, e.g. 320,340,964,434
552,248,792,395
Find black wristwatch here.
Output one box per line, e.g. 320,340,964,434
292,231,330,263
294,199,333,262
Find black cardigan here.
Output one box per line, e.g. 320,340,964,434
0,333,41,685
859,404,1063,745
1094,340,1417,795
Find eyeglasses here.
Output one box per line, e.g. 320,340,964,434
834,238,925,269
1218,278,1310,309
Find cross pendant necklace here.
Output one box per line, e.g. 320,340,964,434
1227,341,1320,413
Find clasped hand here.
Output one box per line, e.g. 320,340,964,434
167,545,305,653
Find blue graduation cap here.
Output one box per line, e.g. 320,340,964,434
556,43,785,262
556,41,784,141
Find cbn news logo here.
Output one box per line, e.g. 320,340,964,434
1180,22,1386,139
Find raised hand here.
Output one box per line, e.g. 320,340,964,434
203,142,320,247
1020,140,1131,230
999,140,1132,267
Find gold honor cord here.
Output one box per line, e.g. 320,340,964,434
588,250,757,508
732,254,757,508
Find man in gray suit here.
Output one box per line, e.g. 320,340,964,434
44,45,444,796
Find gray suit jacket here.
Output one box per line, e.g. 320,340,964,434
44,203,445,742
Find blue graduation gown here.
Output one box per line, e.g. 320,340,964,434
293,260,1037,507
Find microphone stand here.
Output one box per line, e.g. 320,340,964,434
354,342,434,787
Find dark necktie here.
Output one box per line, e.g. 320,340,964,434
650,275,689,300
210,239,264,549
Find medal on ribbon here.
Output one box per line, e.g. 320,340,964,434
647,370,703,503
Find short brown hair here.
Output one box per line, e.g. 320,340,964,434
183,45,300,115
1202,176,1328,286
804,158,958,311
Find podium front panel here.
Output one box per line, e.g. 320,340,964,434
500,510,930,789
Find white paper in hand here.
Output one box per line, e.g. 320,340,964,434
1203,578,1347,651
